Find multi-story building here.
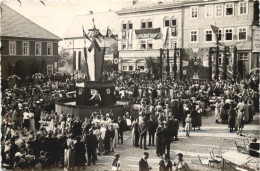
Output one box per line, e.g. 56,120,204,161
116,2,183,73
62,11,118,63
183,0,259,77
116,0,259,77
1,4,61,79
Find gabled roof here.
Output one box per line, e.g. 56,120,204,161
1,3,61,40
63,11,118,39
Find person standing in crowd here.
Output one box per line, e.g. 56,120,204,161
172,115,179,141
104,125,111,155
148,115,157,146
110,124,115,152
132,118,140,147
64,137,75,171
112,153,121,171
162,123,171,157
85,129,98,165
74,136,86,169
139,121,148,150
118,117,125,144
73,117,82,137
185,114,192,137
159,154,173,171
215,100,221,123
139,152,152,171
173,153,190,171
228,104,236,132
156,123,164,157
22,107,30,135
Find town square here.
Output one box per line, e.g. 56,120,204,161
1,0,259,170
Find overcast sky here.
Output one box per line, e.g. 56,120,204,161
3,0,134,38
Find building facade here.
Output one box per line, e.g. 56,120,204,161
116,2,183,73
183,0,259,77
1,4,61,79
116,0,259,77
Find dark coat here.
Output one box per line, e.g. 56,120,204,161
85,134,98,149
148,120,157,134
139,122,148,135
104,129,111,149
139,158,150,171
74,141,86,164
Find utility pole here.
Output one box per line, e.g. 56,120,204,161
173,43,177,80
215,45,219,80
223,46,227,80
179,48,183,81
233,46,237,81
209,47,212,81
166,48,170,80
160,48,163,83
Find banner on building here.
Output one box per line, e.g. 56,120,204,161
73,51,81,71
113,51,119,71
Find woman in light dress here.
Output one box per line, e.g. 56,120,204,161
185,114,192,137
28,110,35,132
215,100,221,123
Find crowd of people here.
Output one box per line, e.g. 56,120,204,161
1,72,259,170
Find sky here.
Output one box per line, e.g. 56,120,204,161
2,0,134,38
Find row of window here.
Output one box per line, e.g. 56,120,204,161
190,27,247,43
121,39,178,50
190,2,248,19
122,65,145,71
9,41,53,56
122,17,177,30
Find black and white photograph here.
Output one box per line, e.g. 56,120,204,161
1,0,259,170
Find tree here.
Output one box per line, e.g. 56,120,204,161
58,48,72,68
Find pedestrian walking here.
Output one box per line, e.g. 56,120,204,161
139,152,152,171
185,114,192,137
112,153,121,171
159,154,173,171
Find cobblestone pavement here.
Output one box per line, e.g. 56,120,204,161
11,113,260,171
76,113,260,171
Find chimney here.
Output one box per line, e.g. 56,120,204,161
89,11,93,14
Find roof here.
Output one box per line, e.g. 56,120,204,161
0,3,61,40
117,1,184,15
63,11,118,39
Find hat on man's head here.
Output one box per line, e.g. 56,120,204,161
144,152,149,156
176,153,183,158
115,153,120,158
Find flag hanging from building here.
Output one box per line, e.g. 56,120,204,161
113,51,119,71
163,27,169,46
73,51,81,70
88,39,101,52
106,28,118,41
210,25,219,34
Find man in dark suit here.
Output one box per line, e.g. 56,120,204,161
85,129,98,165
139,152,152,171
147,115,157,146
139,121,148,150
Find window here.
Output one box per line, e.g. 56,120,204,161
147,40,153,49
164,17,170,27
129,66,133,71
128,41,133,50
239,53,248,60
147,21,153,28
217,29,222,41
239,2,247,15
141,22,146,29
128,23,133,29
191,6,198,18
205,30,213,42
23,42,29,55
225,3,234,16
239,27,247,40
35,42,41,55
190,31,197,42
171,19,176,26
122,66,127,71
215,4,223,17
122,23,127,30
9,41,16,55
47,65,53,76
122,42,127,50
122,31,126,39
47,43,53,56
138,66,145,71
205,5,213,18
171,27,177,37
225,28,233,41
171,40,178,49
140,40,146,50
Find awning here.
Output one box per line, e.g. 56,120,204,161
135,28,160,39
